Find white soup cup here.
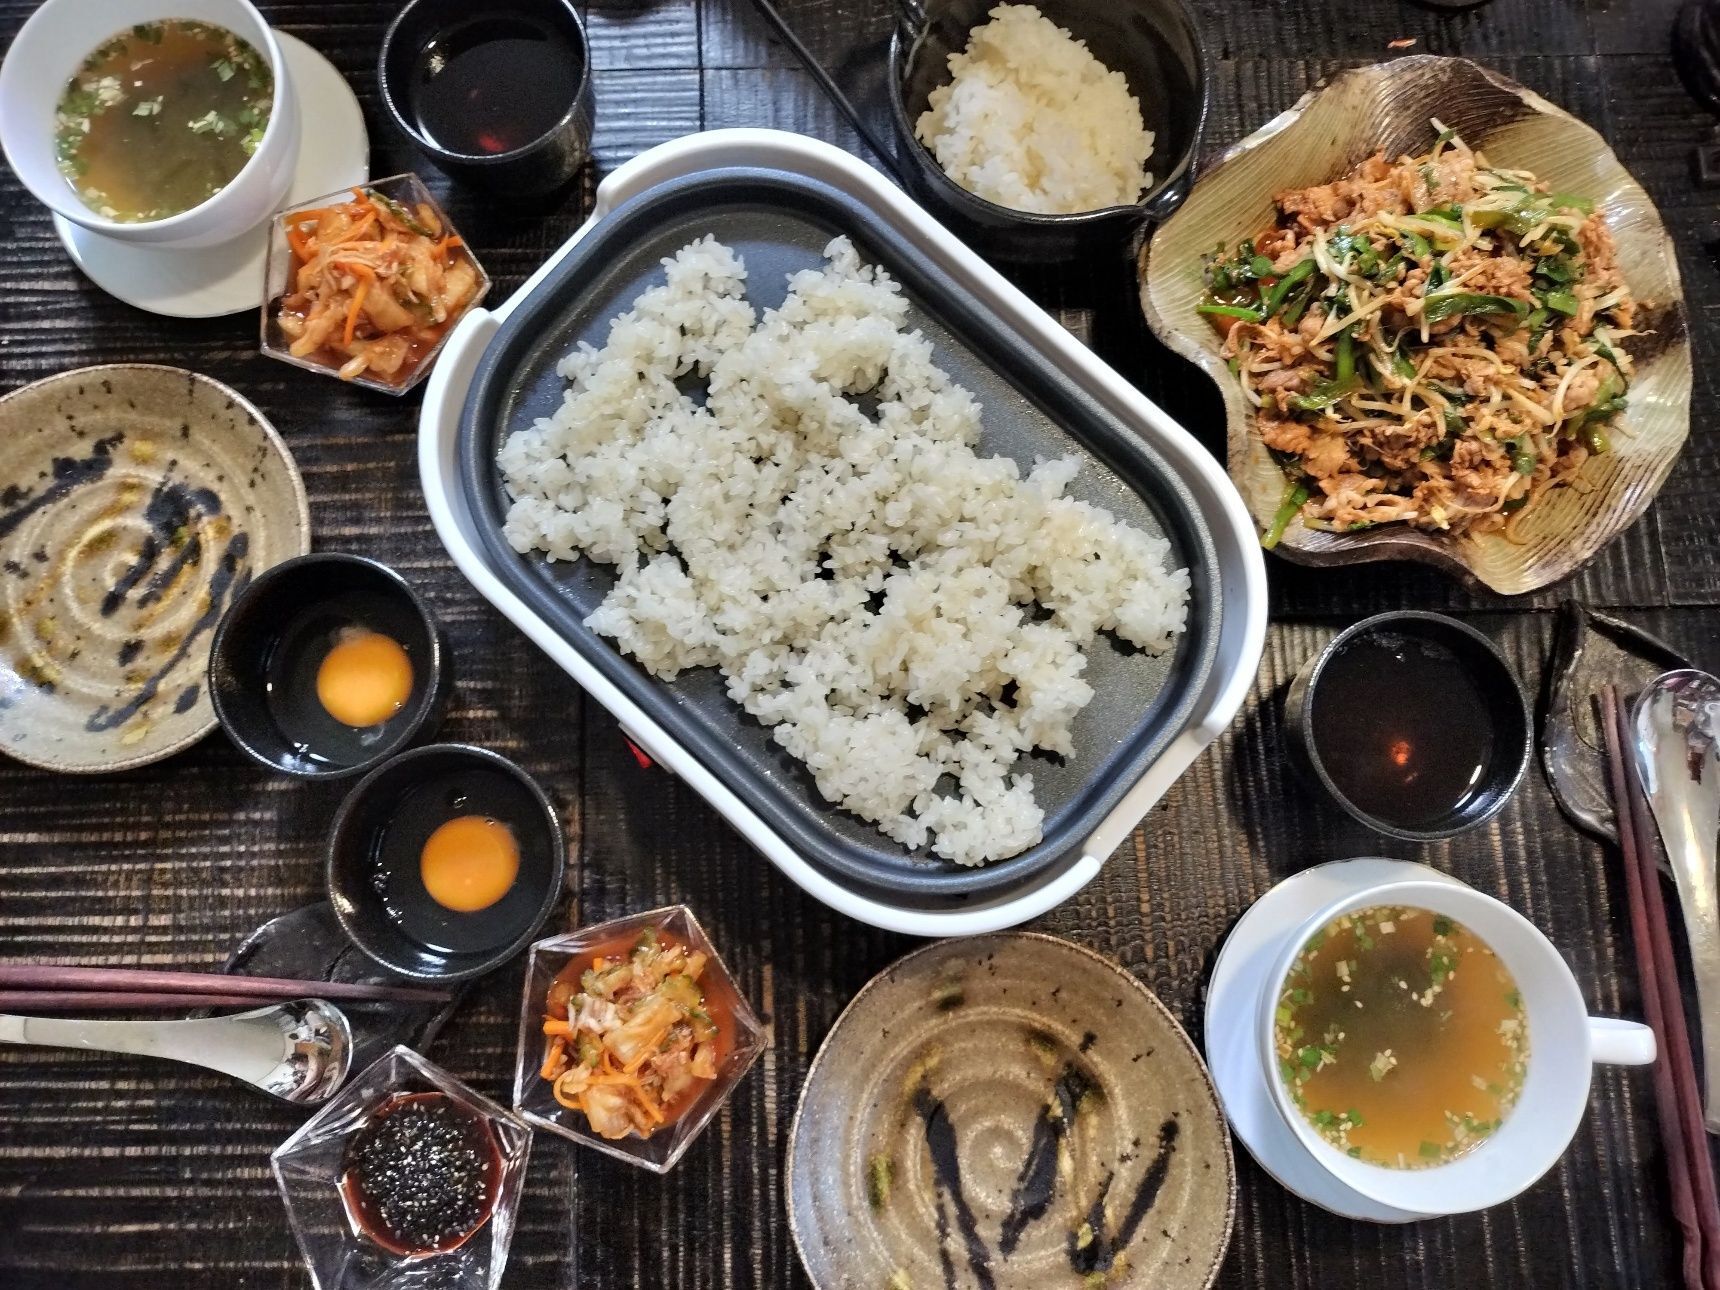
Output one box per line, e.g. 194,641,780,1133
1257,877,1655,1217
0,0,299,249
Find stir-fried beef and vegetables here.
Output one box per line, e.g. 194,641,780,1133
1199,122,1638,545
539,927,723,1140
275,187,481,385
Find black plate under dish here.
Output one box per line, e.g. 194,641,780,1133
459,168,1221,901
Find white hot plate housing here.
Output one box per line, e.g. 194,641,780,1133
417,129,1267,936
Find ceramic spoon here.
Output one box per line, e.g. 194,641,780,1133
0,1000,352,1105
1632,669,1720,1131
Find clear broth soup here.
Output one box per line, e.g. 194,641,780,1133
54,21,273,223
1273,904,1528,1168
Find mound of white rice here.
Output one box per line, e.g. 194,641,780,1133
499,235,1189,866
914,3,1154,215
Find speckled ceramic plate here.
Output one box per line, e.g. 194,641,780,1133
1140,56,1690,596
787,934,1235,1289
0,365,309,772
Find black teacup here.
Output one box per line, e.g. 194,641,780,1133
378,0,594,196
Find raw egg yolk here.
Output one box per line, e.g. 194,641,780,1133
420,815,519,913
316,628,413,728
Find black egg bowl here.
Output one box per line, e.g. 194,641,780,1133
886,0,1207,263
208,552,450,780
328,744,567,983
1282,610,1533,843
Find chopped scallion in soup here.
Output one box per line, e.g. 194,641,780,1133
1273,904,1528,1168
54,21,273,223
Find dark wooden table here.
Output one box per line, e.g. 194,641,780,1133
2,0,1717,1285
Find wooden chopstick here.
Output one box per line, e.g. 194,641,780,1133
0,991,290,1012
0,964,449,1005
1601,685,1720,1290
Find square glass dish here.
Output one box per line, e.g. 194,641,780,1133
272,1045,532,1290
514,904,768,1173
260,172,490,395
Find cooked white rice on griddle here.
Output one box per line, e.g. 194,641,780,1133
499,235,1189,865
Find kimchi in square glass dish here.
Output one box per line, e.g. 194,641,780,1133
513,905,768,1173
260,171,489,395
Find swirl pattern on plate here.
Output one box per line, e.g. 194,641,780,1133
788,934,1234,1289
0,365,308,771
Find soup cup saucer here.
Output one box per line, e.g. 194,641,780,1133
53,31,366,319
1206,856,1654,1221
1205,856,1458,1223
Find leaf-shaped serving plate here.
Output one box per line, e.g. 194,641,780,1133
1139,56,1690,596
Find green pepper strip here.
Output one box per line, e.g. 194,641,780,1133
1335,327,1357,385
1283,327,1362,413
1466,207,1515,232
1288,384,1349,412
1329,233,1379,277
1420,291,1530,325
1198,303,1264,322
1508,439,1538,475
1535,255,1576,284
1543,289,1579,316
1260,258,1316,317
1263,480,1310,550
1580,424,1611,454
1585,370,1625,412
1547,192,1595,214
1281,277,1318,328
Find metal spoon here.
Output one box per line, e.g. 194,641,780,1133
0,999,352,1105
1632,669,1720,1131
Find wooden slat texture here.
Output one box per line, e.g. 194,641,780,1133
587,0,701,72
1,0,1717,1287
700,0,896,70
702,65,867,152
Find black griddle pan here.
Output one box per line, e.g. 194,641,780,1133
459,168,1221,901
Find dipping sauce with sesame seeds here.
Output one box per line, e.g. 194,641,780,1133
1273,904,1527,1168
340,1091,502,1258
